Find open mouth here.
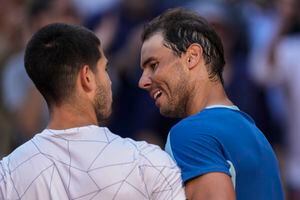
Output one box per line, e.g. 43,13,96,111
153,90,162,100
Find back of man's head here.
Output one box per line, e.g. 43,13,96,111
24,23,101,107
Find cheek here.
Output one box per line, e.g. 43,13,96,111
152,67,170,83
105,73,111,85
98,73,109,86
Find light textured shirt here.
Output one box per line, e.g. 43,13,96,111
0,125,185,200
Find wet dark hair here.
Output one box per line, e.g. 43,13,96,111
142,8,225,84
24,23,101,107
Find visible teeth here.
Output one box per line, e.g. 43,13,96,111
154,91,162,100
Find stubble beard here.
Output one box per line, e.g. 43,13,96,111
93,83,112,125
159,70,190,119
160,87,189,118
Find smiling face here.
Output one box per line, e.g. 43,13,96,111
139,33,191,118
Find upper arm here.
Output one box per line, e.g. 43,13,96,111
169,126,232,182
185,172,235,200
167,123,236,199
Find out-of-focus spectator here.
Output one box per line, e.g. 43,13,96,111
249,0,300,199
244,0,285,152
0,0,25,67
1,0,81,153
0,0,28,159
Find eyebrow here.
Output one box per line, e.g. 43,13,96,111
141,57,156,69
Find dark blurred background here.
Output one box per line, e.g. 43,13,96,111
1,0,299,199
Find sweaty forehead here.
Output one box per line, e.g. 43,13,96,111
140,33,169,65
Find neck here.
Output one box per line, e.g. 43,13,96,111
186,80,233,116
47,101,98,130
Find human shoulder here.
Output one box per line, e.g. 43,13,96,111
168,108,245,156
170,107,247,136
1,137,46,171
0,134,54,199
168,110,226,152
127,140,185,200
170,109,216,138
122,138,176,167
87,129,185,199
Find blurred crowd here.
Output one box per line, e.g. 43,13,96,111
0,0,299,199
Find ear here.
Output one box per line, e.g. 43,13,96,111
79,65,96,92
185,43,203,70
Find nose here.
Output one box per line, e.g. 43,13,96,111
138,70,152,90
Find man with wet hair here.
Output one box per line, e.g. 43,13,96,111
139,8,284,200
